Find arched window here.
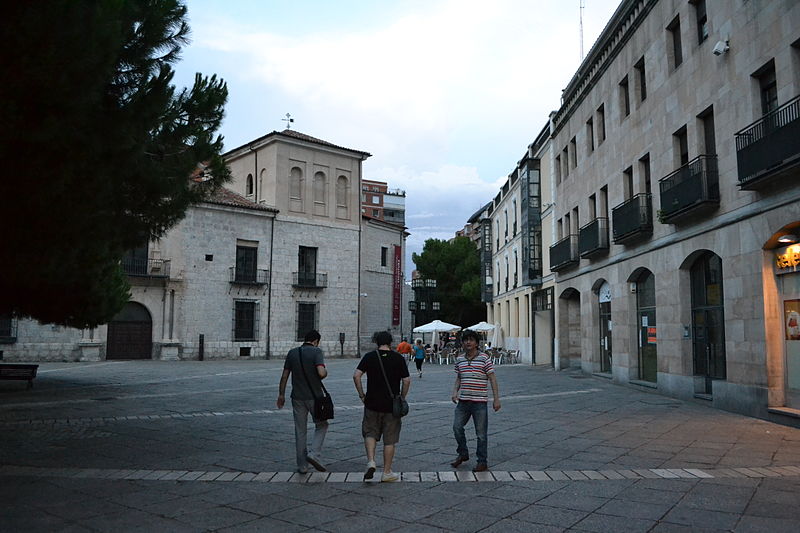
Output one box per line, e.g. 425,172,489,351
289,167,303,199
246,174,254,196
336,176,348,207
313,171,326,204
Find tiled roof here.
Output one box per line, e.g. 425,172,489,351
224,129,371,158
205,187,277,212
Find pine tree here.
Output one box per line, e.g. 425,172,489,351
0,1,230,328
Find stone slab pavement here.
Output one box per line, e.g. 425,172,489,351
1,359,800,532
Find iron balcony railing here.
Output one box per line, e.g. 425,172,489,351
549,234,579,271
578,217,609,258
735,94,800,188
658,155,719,224
229,267,269,285
292,272,328,289
122,258,171,278
612,193,653,244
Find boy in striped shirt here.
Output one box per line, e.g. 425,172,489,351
450,329,501,472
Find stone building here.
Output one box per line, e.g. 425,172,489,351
549,0,800,421
483,122,556,365
1,130,409,361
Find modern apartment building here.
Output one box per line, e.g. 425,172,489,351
361,179,406,226
549,0,800,420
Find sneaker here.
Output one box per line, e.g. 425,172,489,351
381,471,400,482
473,463,489,473
306,454,326,472
450,455,469,468
364,460,376,480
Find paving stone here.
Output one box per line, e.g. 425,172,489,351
573,513,655,532
651,469,679,478
599,470,625,479
563,470,588,480
662,506,740,530
545,470,568,480
510,471,531,480
269,472,292,482
252,472,276,482
326,472,347,482
420,471,439,482
596,498,671,520
514,504,588,528
438,471,457,481
197,471,225,481
528,470,552,481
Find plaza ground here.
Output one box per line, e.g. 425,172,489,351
2,359,799,532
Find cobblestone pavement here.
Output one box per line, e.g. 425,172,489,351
2,359,800,532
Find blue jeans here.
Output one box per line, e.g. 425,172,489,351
453,400,488,465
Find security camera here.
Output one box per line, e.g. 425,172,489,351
712,40,729,56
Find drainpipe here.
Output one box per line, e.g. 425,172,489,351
266,212,275,359
357,162,363,357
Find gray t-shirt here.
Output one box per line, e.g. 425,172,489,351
284,344,325,400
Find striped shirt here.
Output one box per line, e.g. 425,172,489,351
454,352,494,402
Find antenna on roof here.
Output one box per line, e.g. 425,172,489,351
282,113,294,130
579,0,585,60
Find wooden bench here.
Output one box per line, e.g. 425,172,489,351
0,363,39,389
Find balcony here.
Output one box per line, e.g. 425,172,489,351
658,155,719,224
549,235,579,272
578,217,609,259
292,272,328,289
736,94,800,189
122,258,170,278
229,267,269,286
612,193,653,244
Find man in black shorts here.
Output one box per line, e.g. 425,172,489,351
353,331,411,482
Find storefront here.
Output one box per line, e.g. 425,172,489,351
776,242,800,409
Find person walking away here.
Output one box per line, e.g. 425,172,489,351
450,329,501,473
396,337,413,362
353,331,411,482
277,330,328,473
413,339,426,378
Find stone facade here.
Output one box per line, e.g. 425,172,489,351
2,131,411,362
549,0,800,420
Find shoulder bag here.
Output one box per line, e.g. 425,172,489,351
298,346,334,420
375,350,409,418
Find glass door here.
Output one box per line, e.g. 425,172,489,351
599,282,612,372
636,271,657,382
783,272,800,408
691,252,726,395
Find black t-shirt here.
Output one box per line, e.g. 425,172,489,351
356,349,410,413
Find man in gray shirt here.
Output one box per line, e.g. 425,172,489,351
277,330,328,473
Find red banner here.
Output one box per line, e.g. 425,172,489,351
392,245,402,326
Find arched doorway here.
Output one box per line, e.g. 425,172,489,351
557,288,581,369
634,270,657,382
690,251,726,394
107,302,152,360
596,281,612,373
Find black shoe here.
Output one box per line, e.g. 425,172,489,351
450,456,469,468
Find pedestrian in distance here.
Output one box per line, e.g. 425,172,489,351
277,330,328,474
353,330,411,482
450,329,501,473
413,338,426,378
396,337,413,362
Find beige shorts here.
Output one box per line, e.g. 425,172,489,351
362,408,402,445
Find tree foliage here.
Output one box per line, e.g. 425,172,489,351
412,237,484,326
0,1,230,328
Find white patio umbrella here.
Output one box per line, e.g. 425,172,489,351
489,325,505,348
466,321,496,332
412,319,461,333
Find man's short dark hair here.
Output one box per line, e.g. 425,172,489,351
303,330,321,343
373,330,393,346
461,329,480,343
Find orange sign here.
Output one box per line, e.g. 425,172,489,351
647,327,657,344
776,245,800,273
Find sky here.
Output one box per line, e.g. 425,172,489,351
173,0,622,273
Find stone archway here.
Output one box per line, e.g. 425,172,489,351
557,287,581,369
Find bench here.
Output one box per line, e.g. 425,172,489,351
0,363,39,389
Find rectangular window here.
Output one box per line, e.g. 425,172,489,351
371,195,380,204
600,185,609,218
296,303,317,341
234,301,257,341
589,194,597,220
619,76,630,118
639,154,652,196
668,16,683,69
570,137,577,168
623,166,634,200
372,209,380,217
693,0,708,44
235,244,257,283
298,246,317,285
756,60,778,115
586,117,594,152
597,104,606,142
562,147,570,178
557,219,563,240
673,126,689,166
555,155,562,184
634,57,647,102
698,106,716,156
381,246,388,267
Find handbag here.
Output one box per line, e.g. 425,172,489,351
375,350,409,417
298,346,334,420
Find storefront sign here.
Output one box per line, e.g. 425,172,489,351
775,245,800,275
647,327,657,344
